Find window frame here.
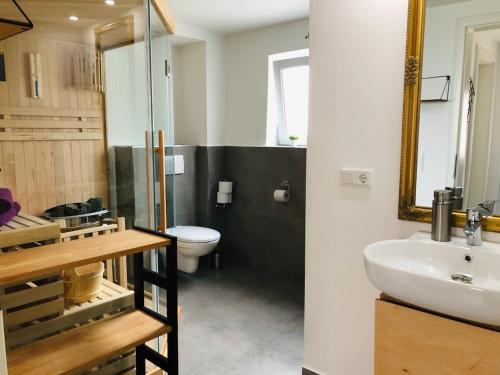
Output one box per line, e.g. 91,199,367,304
273,55,309,146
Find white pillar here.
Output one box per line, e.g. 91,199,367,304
0,311,7,375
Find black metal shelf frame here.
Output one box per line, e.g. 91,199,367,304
133,226,178,375
421,75,451,102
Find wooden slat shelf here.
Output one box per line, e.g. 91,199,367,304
0,229,170,286
0,131,104,141
5,279,134,349
0,107,103,118
0,213,60,249
7,309,171,375
0,119,102,129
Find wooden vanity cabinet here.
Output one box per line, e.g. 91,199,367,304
375,299,500,374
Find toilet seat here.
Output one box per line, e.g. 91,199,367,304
167,226,220,244
167,226,221,273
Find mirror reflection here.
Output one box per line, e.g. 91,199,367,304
416,0,500,214
0,0,33,41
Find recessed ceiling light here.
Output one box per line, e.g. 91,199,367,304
105,0,115,5
69,15,79,21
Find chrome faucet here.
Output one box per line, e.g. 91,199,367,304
464,201,496,246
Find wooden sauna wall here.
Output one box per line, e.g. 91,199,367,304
0,32,108,216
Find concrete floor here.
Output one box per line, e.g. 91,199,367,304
177,264,304,375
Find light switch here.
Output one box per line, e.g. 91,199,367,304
340,168,356,185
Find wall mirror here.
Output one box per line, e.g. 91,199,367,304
400,0,500,231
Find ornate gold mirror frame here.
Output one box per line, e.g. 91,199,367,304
399,0,500,232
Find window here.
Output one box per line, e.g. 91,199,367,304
267,50,309,146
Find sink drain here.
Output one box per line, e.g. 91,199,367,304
451,273,473,284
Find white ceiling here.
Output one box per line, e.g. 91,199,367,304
426,0,473,7
167,0,309,34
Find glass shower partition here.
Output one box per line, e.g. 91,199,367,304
101,0,175,363
146,0,177,357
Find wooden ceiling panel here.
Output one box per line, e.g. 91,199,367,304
13,0,143,29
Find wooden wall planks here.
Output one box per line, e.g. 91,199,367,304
0,31,108,216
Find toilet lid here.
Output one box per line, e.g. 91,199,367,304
167,226,220,243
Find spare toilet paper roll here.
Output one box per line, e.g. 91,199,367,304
217,192,232,204
218,181,233,193
273,189,290,203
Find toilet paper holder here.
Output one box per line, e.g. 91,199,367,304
279,181,290,192
216,180,233,208
274,181,291,203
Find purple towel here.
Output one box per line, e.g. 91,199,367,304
0,188,13,214
0,188,21,226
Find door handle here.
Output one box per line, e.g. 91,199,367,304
156,130,167,233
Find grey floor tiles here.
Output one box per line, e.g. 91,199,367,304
178,264,304,375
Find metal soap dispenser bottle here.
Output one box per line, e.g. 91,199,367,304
431,189,452,242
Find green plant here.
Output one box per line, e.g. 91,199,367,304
288,135,300,141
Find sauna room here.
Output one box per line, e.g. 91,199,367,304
0,0,178,374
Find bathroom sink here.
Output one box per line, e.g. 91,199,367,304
364,233,500,325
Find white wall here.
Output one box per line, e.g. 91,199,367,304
173,42,207,145
304,1,428,374
174,22,227,146
172,19,309,146
104,43,149,147
225,19,309,146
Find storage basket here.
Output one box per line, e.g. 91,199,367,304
63,262,104,305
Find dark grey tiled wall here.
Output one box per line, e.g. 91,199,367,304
220,147,306,284
113,146,149,228
113,145,306,284
192,146,306,284
174,146,198,226
195,146,226,230
113,146,184,228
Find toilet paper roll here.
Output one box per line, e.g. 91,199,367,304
217,192,232,204
273,189,290,203
218,181,233,193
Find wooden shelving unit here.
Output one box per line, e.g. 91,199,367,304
7,309,170,375
0,229,168,286
0,228,178,375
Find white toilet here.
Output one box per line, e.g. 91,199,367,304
167,226,221,273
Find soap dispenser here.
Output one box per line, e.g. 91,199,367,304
431,189,452,242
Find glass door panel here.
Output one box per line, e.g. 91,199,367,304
103,2,174,239
149,0,175,324
149,0,175,234
102,1,174,325
144,0,175,359
103,4,155,231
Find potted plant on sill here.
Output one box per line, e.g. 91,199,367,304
289,135,300,147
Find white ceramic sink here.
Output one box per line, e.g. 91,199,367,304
364,233,500,325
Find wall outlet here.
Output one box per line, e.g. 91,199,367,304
355,170,372,186
340,168,372,187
